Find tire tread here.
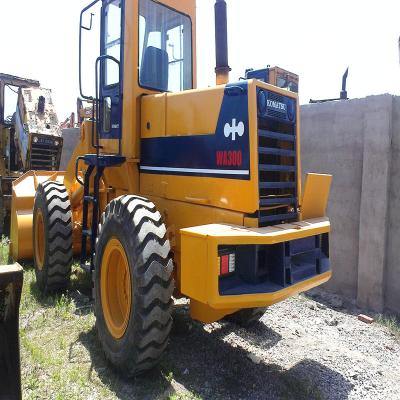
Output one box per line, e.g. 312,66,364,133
95,195,174,377
34,181,73,292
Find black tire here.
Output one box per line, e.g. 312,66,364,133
225,307,267,327
94,195,174,377
33,181,73,292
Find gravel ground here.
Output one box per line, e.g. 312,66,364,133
19,266,400,399
166,289,400,400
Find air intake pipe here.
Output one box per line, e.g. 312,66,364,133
215,0,231,85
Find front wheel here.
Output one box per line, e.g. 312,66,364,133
33,181,73,292
94,195,174,377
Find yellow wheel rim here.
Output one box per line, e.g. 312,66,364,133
100,237,132,339
34,209,45,271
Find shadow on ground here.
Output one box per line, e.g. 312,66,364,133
78,305,353,400
305,287,362,318
28,264,94,316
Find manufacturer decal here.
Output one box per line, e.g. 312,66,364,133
38,138,54,146
266,99,287,112
224,118,245,141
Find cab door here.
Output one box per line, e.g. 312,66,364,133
99,0,124,144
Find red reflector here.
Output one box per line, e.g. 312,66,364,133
220,255,229,275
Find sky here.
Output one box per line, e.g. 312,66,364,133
1,0,399,120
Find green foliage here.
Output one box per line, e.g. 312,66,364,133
169,394,203,400
0,235,10,265
377,314,400,340
165,371,174,383
0,237,11,319
54,294,75,320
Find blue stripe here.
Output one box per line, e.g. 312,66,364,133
140,81,251,180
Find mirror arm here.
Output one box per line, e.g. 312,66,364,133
79,0,100,101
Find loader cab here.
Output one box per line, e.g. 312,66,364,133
101,0,194,137
0,84,17,128
0,84,18,174
0,74,41,174
0,81,16,173
80,0,196,157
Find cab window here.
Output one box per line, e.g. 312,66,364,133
139,0,192,92
104,0,122,86
2,85,18,125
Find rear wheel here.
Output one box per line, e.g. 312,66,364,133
225,307,267,327
94,195,174,377
33,181,73,292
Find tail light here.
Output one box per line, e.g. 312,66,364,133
220,252,236,276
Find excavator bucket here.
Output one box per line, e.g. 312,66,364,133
10,171,65,261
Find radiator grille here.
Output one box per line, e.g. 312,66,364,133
257,90,298,226
29,143,62,171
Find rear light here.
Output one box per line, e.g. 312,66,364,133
220,252,236,276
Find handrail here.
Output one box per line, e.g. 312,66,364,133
75,156,85,186
95,55,121,156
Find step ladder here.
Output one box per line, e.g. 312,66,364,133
76,154,125,274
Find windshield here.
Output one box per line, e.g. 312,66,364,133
276,73,299,94
139,0,192,92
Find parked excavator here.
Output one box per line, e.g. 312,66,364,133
245,66,299,93
60,98,96,129
0,74,63,235
10,0,332,377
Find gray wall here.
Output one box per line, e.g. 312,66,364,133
386,97,400,314
301,94,400,315
60,128,80,171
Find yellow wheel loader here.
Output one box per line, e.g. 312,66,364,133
11,0,332,376
0,74,63,235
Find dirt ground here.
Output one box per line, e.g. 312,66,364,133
19,267,400,400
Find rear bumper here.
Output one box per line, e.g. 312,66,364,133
180,217,331,320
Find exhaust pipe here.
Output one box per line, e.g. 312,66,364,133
215,0,231,85
340,67,349,100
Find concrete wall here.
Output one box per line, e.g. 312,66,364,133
386,96,400,314
301,94,400,315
